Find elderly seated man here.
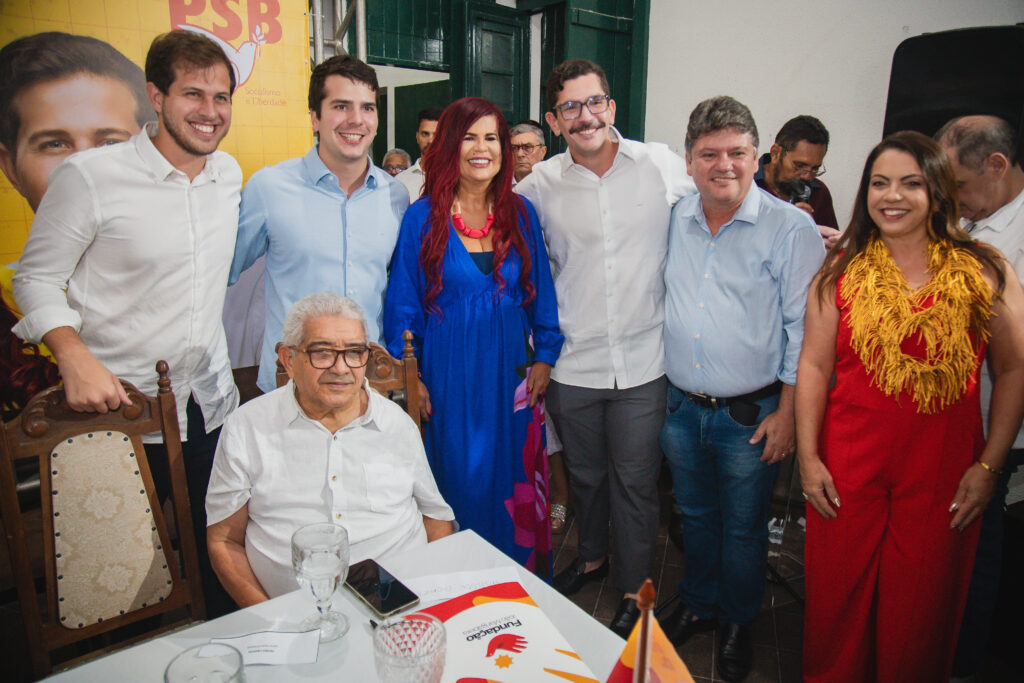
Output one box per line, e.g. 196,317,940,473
206,292,455,607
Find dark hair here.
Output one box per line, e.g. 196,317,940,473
816,130,1006,301
685,95,759,154
545,59,610,110
308,55,378,115
1,297,59,420
418,106,444,125
775,115,829,151
0,32,151,156
146,30,236,96
420,97,534,315
936,115,1018,170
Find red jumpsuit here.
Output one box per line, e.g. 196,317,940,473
803,280,984,682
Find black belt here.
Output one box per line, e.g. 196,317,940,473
681,381,782,409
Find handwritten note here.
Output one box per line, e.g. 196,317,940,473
209,629,320,666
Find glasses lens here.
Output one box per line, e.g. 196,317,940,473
558,101,583,120
586,95,609,114
343,347,370,368
308,349,338,369
512,144,534,153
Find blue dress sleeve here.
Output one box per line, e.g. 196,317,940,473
520,197,563,366
384,198,430,359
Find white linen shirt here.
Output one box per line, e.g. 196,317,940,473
395,158,425,201
205,381,455,598
967,186,1024,448
515,128,695,389
12,122,241,440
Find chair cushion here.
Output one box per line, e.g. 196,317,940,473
51,432,173,629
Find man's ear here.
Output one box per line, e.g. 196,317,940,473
277,342,295,379
544,111,562,138
769,142,783,165
145,82,164,116
0,143,23,195
986,152,1010,179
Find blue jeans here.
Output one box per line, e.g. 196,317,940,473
659,384,780,624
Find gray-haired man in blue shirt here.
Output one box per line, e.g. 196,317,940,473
659,96,824,682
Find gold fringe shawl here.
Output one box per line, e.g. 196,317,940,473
839,238,993,414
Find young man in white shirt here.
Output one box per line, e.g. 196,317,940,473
516,59,694,637
206,293,454,605
12,30,242,615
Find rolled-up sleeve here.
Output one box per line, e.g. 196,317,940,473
12,162,100,343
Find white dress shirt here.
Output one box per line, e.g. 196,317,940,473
967,186,1024,449
12,122,241,440
395,158,425,201
205,381,455,598
515,128,695,389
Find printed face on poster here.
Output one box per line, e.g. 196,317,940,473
0,0,313,267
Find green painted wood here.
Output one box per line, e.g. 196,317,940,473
366,0,451,70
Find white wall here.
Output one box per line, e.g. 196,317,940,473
645,0,1024,226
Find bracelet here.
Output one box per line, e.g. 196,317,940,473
976,460,1002,476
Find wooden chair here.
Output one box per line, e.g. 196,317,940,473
276,330,422,428
0,361,205,678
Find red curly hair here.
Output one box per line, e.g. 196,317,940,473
419,97,535,315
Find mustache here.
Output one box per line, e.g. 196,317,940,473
569,120,605,135
318,373,356,385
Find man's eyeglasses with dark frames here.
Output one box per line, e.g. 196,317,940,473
511,143,542,153
292,345,370,369
552,94,611,121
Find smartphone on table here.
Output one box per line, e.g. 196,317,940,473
344,557,420,618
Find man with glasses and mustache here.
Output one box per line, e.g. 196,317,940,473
510,120,547,183
754,115,841,248
515,58,694,638
206,293,454,605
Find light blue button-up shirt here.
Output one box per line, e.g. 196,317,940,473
230,146,410,392
664,186,825,396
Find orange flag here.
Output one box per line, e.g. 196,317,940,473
605,580,694,683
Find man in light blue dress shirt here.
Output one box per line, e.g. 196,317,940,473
659,96,824,682
230,55,409,393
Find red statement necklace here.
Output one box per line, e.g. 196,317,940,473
451,198,494,239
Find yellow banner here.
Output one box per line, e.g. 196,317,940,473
0,0,313,266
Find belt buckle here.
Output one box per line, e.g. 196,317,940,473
693,392,719,409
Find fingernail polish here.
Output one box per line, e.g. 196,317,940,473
949,502,958,512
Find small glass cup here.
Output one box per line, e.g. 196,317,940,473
373,612,447,683
164,642,243,682
291,522,350,642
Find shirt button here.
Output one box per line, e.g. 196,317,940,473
696,363,701,369
695,334,700,339
709,241,715,246
333,435,337,441
704,273,709,278
335,513,341,519
699,303,705,309
331,475,337,482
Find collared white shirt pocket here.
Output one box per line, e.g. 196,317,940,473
362,462,414,513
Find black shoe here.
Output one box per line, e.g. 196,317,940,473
609,597,640,638
662,602,717,646
717,622,753,682
669,505,685,552
552,556,608,596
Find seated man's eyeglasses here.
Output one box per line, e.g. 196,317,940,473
292,345,371,369
511,143,541,153
552,94,611,120
788,157,826,177
383,164,408,174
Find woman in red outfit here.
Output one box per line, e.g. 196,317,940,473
796,131,1024,682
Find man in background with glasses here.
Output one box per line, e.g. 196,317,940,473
207,293,454,606
754,115,841,248
510,120,547,183
516,58,694,638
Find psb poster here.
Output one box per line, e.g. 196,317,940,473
0,0,313,267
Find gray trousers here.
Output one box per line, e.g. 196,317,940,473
546,375,667,594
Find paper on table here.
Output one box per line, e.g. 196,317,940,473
209,629,320,666
403,567,520,606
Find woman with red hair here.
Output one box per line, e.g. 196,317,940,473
384,97,562,570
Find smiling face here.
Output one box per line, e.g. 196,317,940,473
686,127,759,215
459,115,501,187
148,63,232,162
0,74,141,211
867,148,931,241
281,314,368,421
312,75,378,169
544,73,615,160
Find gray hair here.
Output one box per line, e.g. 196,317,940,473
935,115,1017,169
383,147,411,164
281,292,368,347
510,122,544,144
684,95,759,154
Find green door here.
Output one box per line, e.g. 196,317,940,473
450,1,530,127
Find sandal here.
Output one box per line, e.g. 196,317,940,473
550,503,569,533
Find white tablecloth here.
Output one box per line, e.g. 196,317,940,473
47,530,624,681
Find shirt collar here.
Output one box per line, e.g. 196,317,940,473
303,145,382,193
282,378,383,433
970,185,1024,234
134,121,224,183
686,184,762,232
558,126,632,175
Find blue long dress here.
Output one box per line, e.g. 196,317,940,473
384,196,563,570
